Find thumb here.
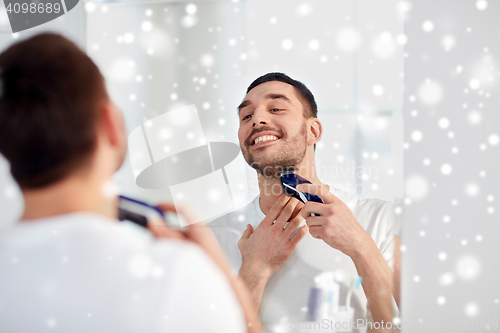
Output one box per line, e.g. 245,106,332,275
241,224,254,239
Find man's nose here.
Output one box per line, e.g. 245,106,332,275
252,109,269,127
252,120,266,127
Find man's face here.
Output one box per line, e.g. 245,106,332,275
237,81,310,178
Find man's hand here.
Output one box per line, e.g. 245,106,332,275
238,195,308,311
296,184,371,258
239,195,308,278
297,184,397,332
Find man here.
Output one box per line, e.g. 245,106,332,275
0,33,259,332
210,73,401,330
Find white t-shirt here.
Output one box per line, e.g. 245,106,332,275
0,212,246,333
209,187,399,331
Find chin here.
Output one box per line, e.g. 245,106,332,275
242,140,306,177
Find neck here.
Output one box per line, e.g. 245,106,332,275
257,156,324,215
20,172,117,222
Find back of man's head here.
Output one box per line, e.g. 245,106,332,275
0,33,108,190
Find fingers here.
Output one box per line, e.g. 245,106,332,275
290,201,304,220
158,202,201,227
263,195,291,226
300,201,329,219
184,221,210,240
241,224,254,240
289,224,308,246
284,214,304,237
303,215,323,227
274,198,300,229
148,222,186,240
308,226,323,240
296,184,335,204
156,203,177,213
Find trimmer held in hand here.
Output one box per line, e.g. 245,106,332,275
280,173,324,204
118,195,169,228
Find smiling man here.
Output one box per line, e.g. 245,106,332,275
210,72,401,331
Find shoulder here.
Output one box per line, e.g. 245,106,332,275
332,187,398,231
150,240,247,332
333,187,391,211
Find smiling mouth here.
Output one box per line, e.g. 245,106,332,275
251,135,280,147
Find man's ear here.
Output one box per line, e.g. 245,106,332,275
99,99,125,148
99,100,128,171
308,118,322,146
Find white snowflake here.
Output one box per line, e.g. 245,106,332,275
295,3,313,16
141,21,153,32
201,54,214,67
440,164,452,175
372,85,384,96
309,39,320,51
465,183,479,197
405,175,429,200
464,302,479,317
372,32,396,59
418,80,443,105
438,117,450,129
456,255,481,281
185,3,197,15
396,34,407,45
476,0,488,10
282,39,293,50
438,272,455,286
422,21,434,32
488,134,499,146
469,78,481,90
123,32,134,44
411,131,423,142
336,27,360,52
438,252,447,261
85,2,96,13
441,35,456,51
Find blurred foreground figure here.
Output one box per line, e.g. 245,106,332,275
0,33,258,333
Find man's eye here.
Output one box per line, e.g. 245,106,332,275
270,108,281,112
242,114,252,120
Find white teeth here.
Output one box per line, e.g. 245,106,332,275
254,135,278,145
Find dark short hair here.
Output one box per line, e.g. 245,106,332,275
246,72,318,118
0,33,107,189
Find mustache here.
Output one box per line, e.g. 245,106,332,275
245,126,286,147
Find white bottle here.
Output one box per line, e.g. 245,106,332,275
333,276,362,333
307,272,340,322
